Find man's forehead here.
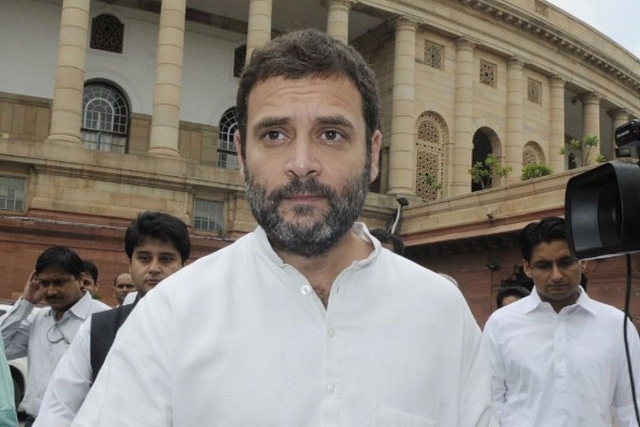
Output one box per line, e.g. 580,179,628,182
530,239,571,259
38,267,73,279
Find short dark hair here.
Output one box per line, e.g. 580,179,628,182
237,28,380,159
370,228,405,256
519,216,567,262
125,211,191,262
35,246,83,278
496,285,531,308
81,259,99,282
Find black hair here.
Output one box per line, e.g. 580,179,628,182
370,228,405,256
496,285,531,308
81,259,99,282
124,211,191,262
35,246,83,278
519,216,567,262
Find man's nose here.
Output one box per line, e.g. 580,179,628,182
286,139,321,178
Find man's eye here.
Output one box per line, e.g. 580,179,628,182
320,130,344,142
535,263,551,271
264,131,285,141
160,256,175,264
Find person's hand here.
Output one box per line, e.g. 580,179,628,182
22,270,46,304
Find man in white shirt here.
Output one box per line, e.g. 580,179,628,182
112,272,134,307
1,246,109,426
35,212,190,426
72,28,495,427
483,216,640,427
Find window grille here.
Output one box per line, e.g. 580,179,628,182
193,199,224,232
0,176,26,212
81,83,129,153
90,14,124,53
218,108,238,169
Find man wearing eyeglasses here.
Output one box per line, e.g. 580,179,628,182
0,246,109,427
483,216,640,427
112,273,134,307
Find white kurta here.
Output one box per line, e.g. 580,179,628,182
483,287,640,427
73,224,495,426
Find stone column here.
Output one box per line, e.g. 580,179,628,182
451,38,475,196
148,0,186,157
581,92,601,165
387,18,418,197
505,57,525,186
245,0,273,63
610,108,630,157
548,76,566,173
47,0,91,146
326,0,352,44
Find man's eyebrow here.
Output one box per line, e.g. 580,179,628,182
252,117,289,133
315,115,354,130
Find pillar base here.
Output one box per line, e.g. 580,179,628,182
147,146,180,157
46,134,83,147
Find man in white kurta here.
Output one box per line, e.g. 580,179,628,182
73,28,495,427
73,225,493,426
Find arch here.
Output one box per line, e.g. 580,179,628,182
522,141,545,165
218,107,238,169
81,82,130,153
90,14,124,54
415,111,447,201
471,127,502,192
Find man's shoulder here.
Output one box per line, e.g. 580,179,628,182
92,303,135,323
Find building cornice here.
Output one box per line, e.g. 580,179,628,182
457,0,640,95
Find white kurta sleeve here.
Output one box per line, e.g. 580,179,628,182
34,317,93,427
612,319,640,427
482,318,507,423
71,290,174,426
0,299,36,360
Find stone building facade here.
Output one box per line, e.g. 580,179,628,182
1,0,638,325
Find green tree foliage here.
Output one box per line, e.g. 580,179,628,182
521,163,553,180
559,134,605,167
468,154,512,190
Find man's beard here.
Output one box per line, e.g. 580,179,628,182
245,164,371,258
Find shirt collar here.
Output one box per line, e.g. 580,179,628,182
253,222,377,267
48,291,96,321
524,286,595,315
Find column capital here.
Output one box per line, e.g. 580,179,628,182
580,92,601,104
549,74,567,86
392,16,419,30
455,36,476,50
608,107,629,119
321,0,356,9
507,56,527,68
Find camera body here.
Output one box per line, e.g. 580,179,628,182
565,120,640,259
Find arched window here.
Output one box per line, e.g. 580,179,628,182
90,14,124,53
218,108,238,169
415,112,446,201
522,141,545,165
81,83,129,153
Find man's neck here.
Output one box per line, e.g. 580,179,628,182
274,230,374,307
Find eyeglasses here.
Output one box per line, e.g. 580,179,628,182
46,323,70,345
530,257,579,273
115,283,135,290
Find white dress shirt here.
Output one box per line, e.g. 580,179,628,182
73,224,495,427
33,317,94,426
483,287,640,427
0,292,109,417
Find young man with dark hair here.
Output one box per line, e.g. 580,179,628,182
483,216,640,426
495,285,530,309
80,260,99,298
35,212,190,426
0,246,109,426
73,29,493,427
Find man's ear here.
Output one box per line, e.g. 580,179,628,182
234,131,245,181
369,130,382,183
523,259,533,278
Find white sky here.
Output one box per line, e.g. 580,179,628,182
546,0,640,59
